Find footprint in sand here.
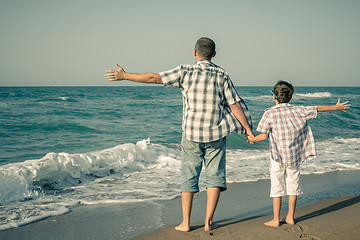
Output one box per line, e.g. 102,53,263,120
283,224,303,233
299,234,321,240
297,223,309,231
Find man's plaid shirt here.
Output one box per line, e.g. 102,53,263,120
159,59,252,143
257,103,318,166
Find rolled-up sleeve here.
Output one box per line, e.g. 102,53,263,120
223,75,240,105
257,110,272,134
159,66,183,88
300,106,318,120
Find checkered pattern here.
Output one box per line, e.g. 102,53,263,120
257,103,318,166
159,59,252,142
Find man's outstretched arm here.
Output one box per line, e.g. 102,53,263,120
105,64,163,84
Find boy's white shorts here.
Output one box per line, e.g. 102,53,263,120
270,159,302,197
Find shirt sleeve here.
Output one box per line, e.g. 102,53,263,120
256,110,272,134
223,75,241,105
159,65,183,88
299,106,318,120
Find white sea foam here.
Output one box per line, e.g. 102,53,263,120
0,137,359,230
243,92,333,101
58,96,69,101
295,92,332,98
242,95,271,101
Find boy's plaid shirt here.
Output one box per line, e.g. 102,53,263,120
257,103,318,166
159,59,252,143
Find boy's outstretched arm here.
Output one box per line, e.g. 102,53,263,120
317,98,351,112
248,133,268,144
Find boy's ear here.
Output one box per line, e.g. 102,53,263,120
273,95,279,104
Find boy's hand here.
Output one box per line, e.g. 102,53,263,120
246,135,255,145
105,64,126,81
335,98,351,112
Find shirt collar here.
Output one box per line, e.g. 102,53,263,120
271,103,293,109
196,59,214,66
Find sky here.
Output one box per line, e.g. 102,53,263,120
0,0,359,87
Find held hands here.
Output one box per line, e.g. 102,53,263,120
246,135,255,145
245,130,255,145
105,64,126,81
335,98,351,112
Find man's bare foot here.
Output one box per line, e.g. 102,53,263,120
175,223,190,232
264,219,280,227
204,223,219,231
285,217,295,225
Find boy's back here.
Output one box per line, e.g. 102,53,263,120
257,103,318,167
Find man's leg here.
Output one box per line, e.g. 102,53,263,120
203,137,226,231
175,192,195,232
264,197,282,227
177,137,202,232
204,187,221,231
286,195,297,224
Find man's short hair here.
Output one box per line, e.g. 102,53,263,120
195,37,216,59
273,80,294,103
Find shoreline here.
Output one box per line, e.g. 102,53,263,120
0,170,359,240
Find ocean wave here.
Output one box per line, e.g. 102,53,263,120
242,92,333,100
295,92,332,98
0,139,157,204
242,95,271,101
0,139,181,231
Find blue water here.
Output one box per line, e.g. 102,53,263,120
0,86,359,231
1,86,359,164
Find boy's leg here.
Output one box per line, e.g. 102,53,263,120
266,159,286,227
286,195,297,224
204,187,221,231
265,197,282,227
175,192,195,232
285,164,301,224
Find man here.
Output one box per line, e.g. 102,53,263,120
105,37,254,232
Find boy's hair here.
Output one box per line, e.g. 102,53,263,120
195,37,216,59
273,80,294,103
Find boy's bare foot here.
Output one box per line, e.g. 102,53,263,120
264,219,280,227
175,223,190,232
285,217,295,225
204,223,219,231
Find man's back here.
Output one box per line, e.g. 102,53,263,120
160,59,242,142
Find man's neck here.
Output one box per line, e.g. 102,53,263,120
196,57,211,62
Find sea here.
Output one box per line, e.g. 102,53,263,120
0,86,359,233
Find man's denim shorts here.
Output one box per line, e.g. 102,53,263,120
180,136,227,193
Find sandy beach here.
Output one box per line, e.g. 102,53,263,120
135,195,360,240
0,170,359,240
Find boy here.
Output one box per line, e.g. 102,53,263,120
248,80,350,227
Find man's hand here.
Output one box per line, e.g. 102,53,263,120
335,98,351,112
247,135,255,145
245,129,255,144
105,64,126,81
